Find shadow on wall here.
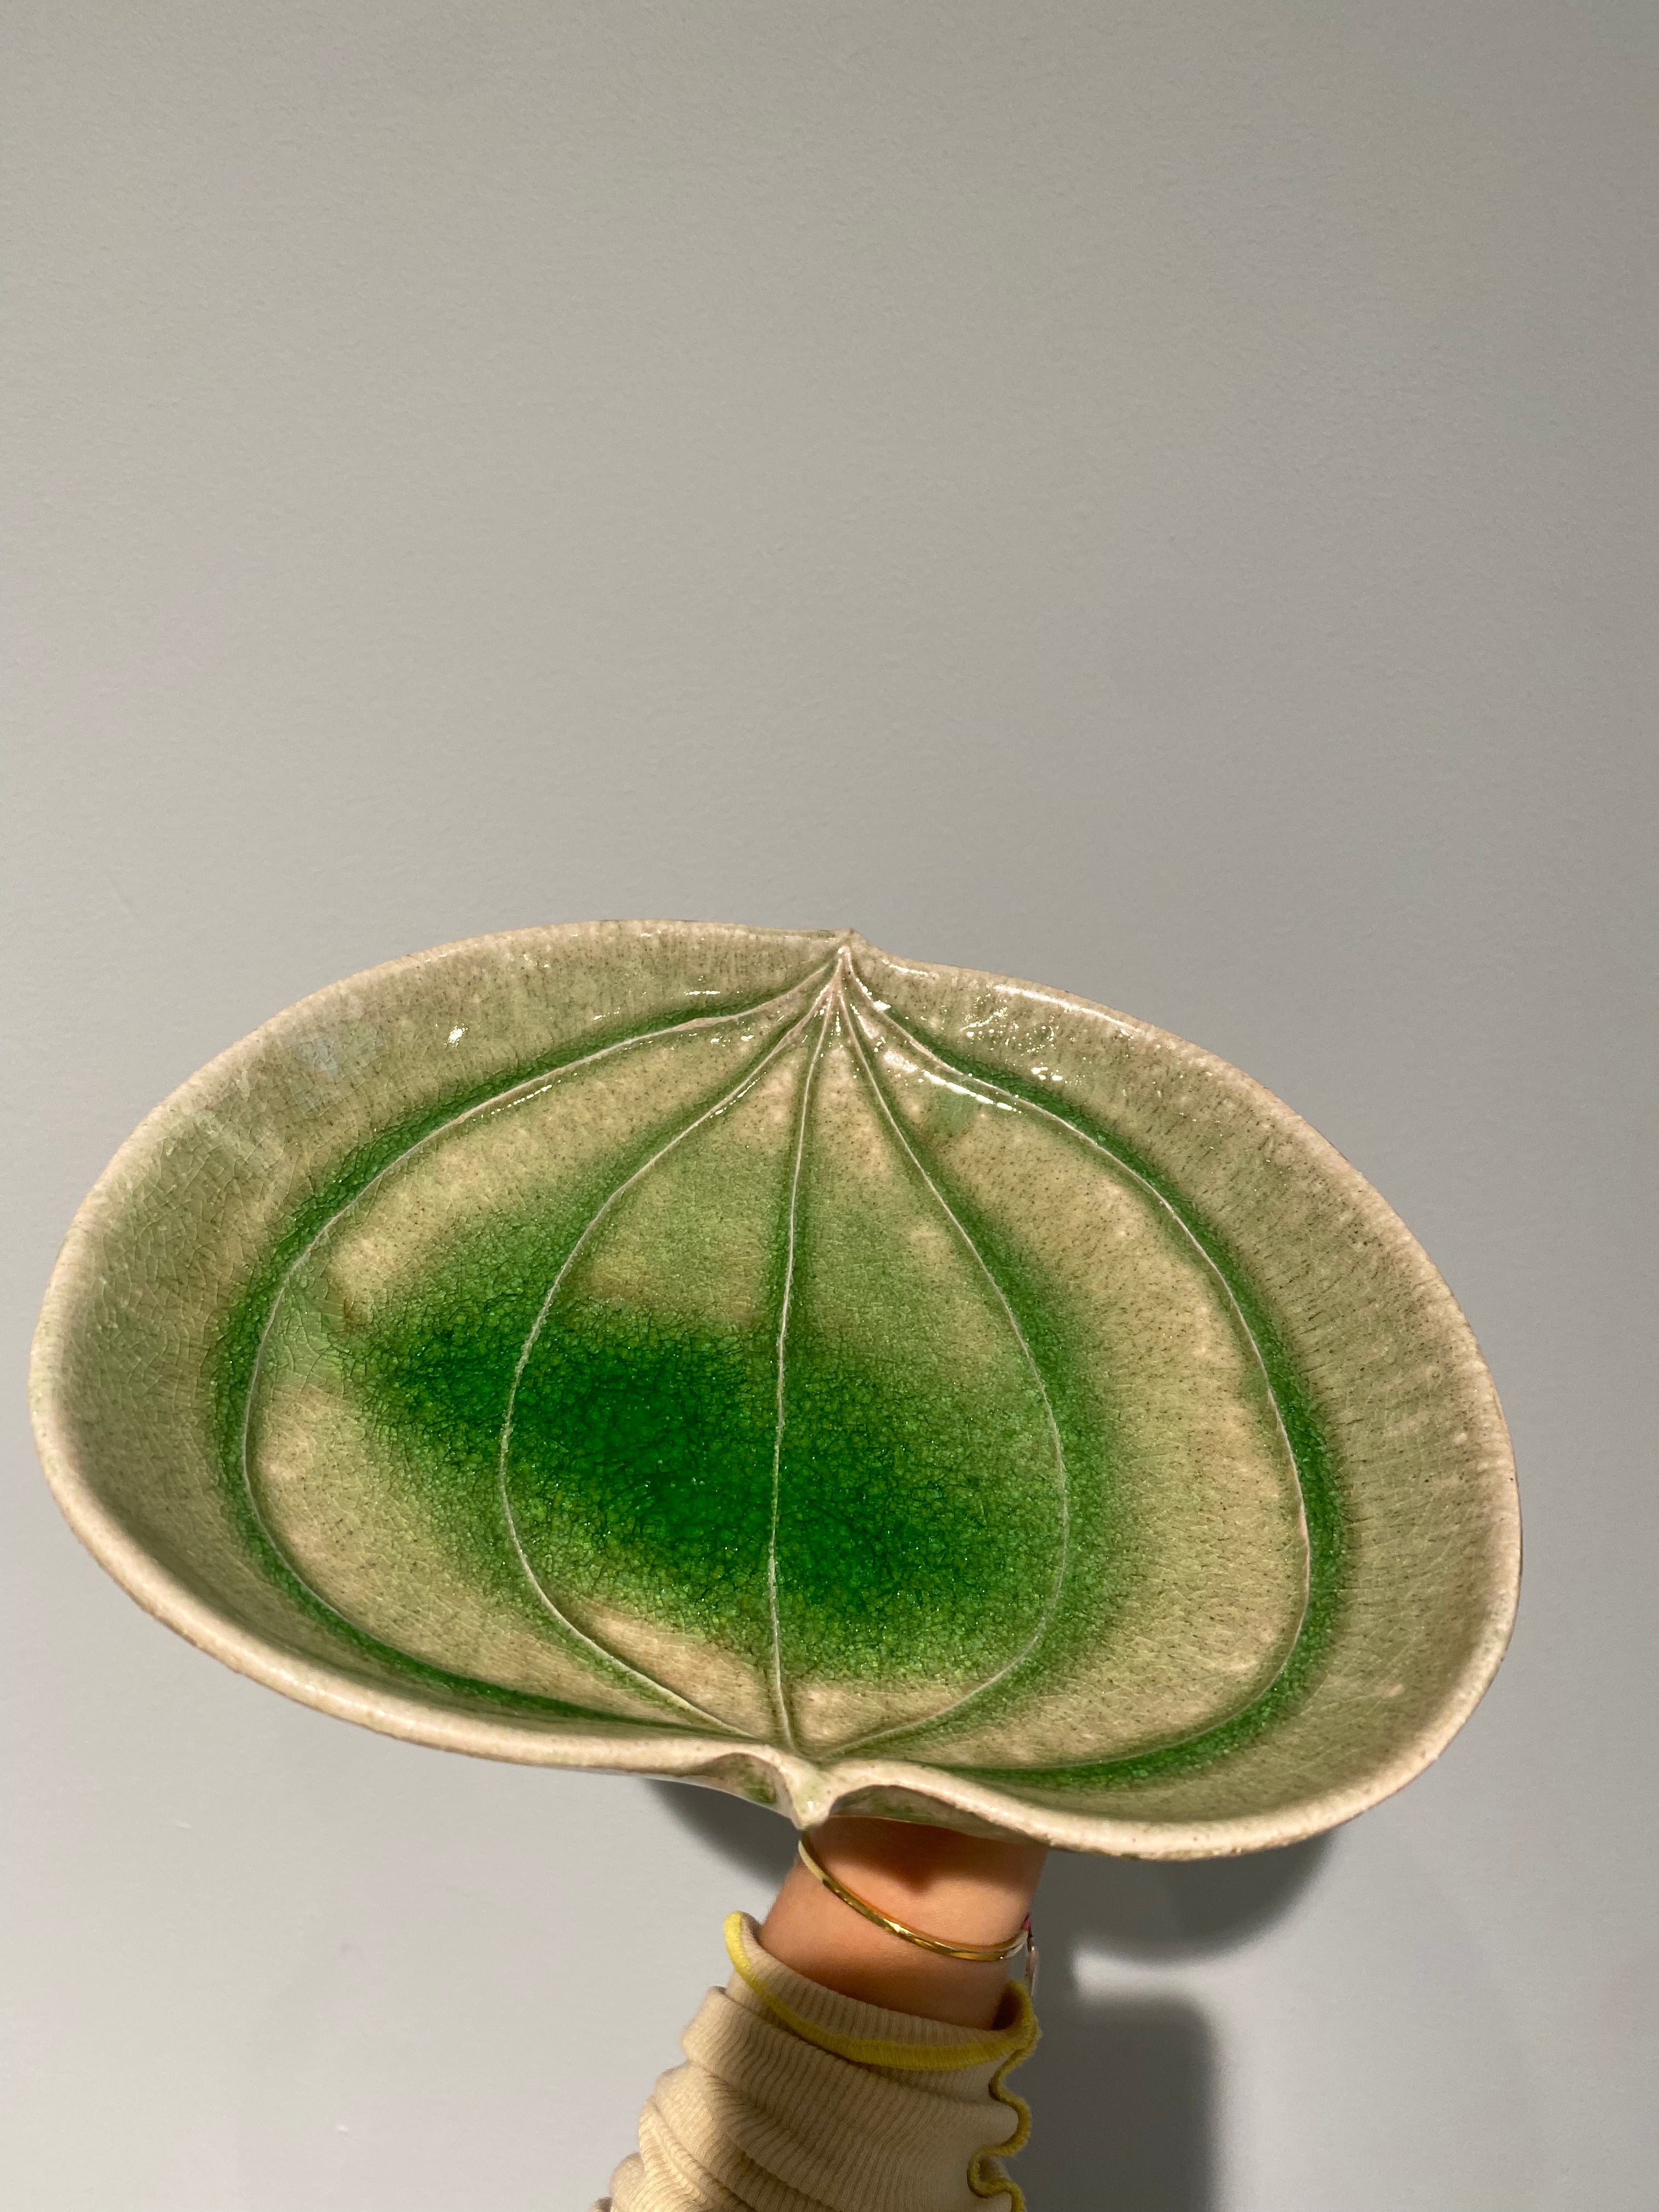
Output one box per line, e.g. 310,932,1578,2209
652,1781,1332,2212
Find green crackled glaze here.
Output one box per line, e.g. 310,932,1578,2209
239,950,1304,1766
30,923,1520,1855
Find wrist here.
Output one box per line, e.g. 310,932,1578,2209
758,1816,1046,2029
809,1817,1043,1945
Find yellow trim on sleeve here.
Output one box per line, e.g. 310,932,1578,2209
723,1912,1035,2073
971,2035,1035,2209
722,1914,1038,2209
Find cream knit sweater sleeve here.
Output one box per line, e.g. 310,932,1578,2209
595,1913,1039,2212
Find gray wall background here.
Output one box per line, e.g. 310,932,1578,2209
4,5,1655,2207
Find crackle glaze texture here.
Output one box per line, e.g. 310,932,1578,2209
30,923,1518,1855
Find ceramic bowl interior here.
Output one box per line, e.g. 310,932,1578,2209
31,922,1518,1855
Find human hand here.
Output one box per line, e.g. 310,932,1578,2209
759,1815,1048,2028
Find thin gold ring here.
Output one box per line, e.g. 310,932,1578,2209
795,1835,1036,1985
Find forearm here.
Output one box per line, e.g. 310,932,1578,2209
600,1817,1048,2212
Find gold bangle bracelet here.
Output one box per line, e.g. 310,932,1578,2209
795,1835,1037,1988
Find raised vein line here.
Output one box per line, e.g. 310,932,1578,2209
845,969,1307,1626
768,994,833,1752
240,957,837,1725
831,980,1071,1758
499,988,834,1731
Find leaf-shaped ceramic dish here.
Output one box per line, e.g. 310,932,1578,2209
31,922,1518,1856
